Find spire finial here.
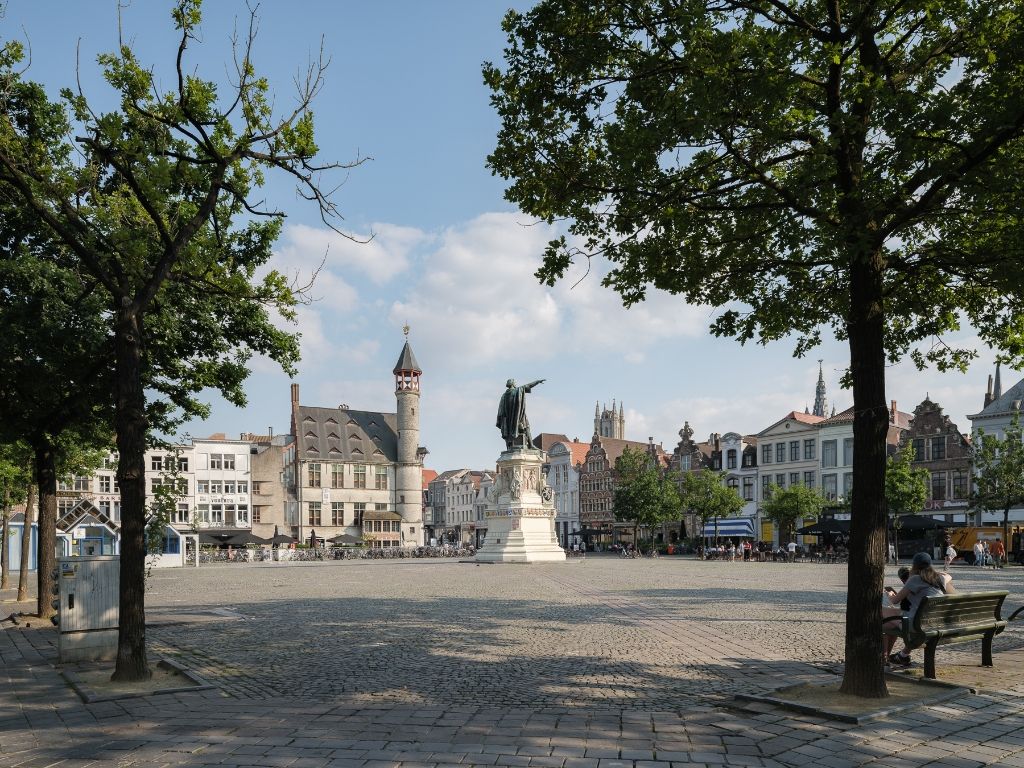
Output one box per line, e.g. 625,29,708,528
403,322,410,338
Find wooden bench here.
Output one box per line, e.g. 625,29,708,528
884,591,1009,679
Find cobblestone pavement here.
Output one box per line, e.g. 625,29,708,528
3,557,1024,768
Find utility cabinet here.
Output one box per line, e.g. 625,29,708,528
56,555,119,663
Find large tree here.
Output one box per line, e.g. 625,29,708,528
0,2,357,680
972,413,1024,561
485,0,1024,697
613,446,680,549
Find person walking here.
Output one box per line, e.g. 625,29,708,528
991,538,1005,568
973,540,984,567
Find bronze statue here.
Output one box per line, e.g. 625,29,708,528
496,378,545,450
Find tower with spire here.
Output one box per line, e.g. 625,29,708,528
594,399,626,439
394,326,424,544
812,361,829,418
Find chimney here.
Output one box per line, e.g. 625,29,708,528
291,383,300,404
985,375,994,407
890,400,897,422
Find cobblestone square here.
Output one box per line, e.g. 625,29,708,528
3,557,1024,767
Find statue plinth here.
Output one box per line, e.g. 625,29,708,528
476,448,566,564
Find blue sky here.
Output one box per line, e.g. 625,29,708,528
6,1,1002,469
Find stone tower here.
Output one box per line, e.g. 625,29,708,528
594,399,626,439
393,331,423,546
812,361,829,418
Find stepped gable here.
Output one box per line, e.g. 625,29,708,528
296,405,398,463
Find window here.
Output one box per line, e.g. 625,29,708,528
822,440,837,468
99,475,112,493
237,481,248,494
727,477,739,491
197,480,209,494
308,463,322,488
789,441,799,462
177,457,189,472
73,476,90,491
931,471,946,501
237,505,249,524
309,501,322,526
375,503,387,512
742,450,754,468
843,473,853,498
912,438,925,462
762,476,772,500
952,471,967,500
931,436,946,461
151,478,164,493
790,472,800,487
98,500,111,518
803,471,816,489
804,439,815,460
102,454,117,470
375,466,388,490
332,502,344,526
58,498,75,515
253,507,262,524
173,504,189,524
211,504,224,524
223,454,236,470
177,479,188,496
354,465,367,489
210,454,222,470
762,444,773,464
822,474,838,501
742,477,754,501
331,463,344,488
223,480,236,494
775,473,786,489
843,438,854,466
353,502,365,526
210,480,223,494
197,504,210,523
776,443,785,463
151,455,163,471
726,449,737,469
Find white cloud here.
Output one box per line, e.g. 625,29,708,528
278,222,423,286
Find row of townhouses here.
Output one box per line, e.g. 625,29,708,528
526,364,1024,551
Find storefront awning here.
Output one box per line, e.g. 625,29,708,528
701,518,755,537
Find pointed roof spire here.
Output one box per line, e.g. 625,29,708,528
392,331,421,374
812,360,829,417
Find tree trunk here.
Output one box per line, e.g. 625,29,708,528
17,481,35,604
112,307,151,682
1003,508,1010,567
34,441,58,620
839,244,890,698
1,485,9,590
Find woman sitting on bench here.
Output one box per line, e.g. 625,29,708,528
881,552,955,666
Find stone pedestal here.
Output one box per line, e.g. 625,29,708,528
476,448,566,564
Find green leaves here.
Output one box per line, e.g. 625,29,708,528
885,442,929,518
677,469,744,530
762,484,827,541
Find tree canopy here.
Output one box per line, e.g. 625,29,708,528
885,442,929,519
485,0,1024,697
677,470,744,538
762,484,827,544
613,446,680,548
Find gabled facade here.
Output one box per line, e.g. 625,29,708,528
902,397,972,521
546,439,589,547
579,433,666,543
968,363,1024,526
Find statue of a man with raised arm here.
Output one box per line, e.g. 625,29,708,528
496,378,545,450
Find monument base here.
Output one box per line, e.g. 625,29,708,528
476,447,566,564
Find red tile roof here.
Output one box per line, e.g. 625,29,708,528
421,469,438,489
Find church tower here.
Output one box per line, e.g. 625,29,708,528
594,399,625,439
394,328,423,546
812,361,829,418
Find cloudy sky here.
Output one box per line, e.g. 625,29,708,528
7,1,1004,469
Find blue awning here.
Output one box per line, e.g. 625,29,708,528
701,518,755,537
